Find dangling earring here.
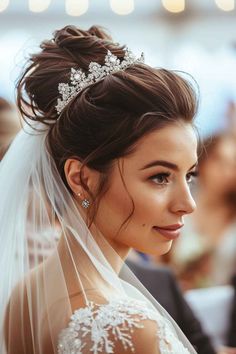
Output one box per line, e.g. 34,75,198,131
78,193,90,209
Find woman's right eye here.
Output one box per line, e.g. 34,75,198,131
150,173,170,185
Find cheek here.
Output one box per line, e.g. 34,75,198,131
94,181,134,238
116,188,174,254
94,181,174,256
129,182,170,222
95,169,169,223
108,179,168,227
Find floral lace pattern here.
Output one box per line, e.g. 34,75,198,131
57,298,192,354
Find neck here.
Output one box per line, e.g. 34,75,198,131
57,225,130,301
89,223,131,274
75,204,130,273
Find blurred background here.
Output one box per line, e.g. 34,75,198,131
1,2,236,353
0,0,236,137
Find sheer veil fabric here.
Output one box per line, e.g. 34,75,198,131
0,122,197,353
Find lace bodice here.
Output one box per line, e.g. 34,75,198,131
58,298,192,354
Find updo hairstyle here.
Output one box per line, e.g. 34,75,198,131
17,25,198,220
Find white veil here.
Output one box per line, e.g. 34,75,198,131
0,118,198,354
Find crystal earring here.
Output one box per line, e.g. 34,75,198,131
78,193,90,209
81,199,90,209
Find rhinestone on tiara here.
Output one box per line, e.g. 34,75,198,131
55,48,145,115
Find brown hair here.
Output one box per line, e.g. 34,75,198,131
17,25,198,222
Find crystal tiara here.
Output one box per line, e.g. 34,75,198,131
55,48,145,115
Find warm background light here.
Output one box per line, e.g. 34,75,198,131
110,0,134,15
162,0,185,13
29,0,51,13
65,0,89,16
0,0,9,12
215,0,235,11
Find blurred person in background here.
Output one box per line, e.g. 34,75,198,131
0,97,21,161
172,133,236,290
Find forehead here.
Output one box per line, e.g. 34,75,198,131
129,122,198,167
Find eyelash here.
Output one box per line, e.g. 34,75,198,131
150,171,199,185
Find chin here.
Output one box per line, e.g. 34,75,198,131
150,240,173,256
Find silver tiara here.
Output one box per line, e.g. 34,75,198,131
55,48,145,115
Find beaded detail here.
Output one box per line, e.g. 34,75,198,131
57,298,192,354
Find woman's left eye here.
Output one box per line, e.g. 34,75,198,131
186,171,199,183
150,173,170,185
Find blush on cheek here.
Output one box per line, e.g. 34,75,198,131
94,185,134,241
108,189,134,227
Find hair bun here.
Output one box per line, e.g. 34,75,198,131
54,25,111,51
17,25,125,124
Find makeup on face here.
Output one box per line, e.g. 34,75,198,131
95,123,198,257
153,224,184,241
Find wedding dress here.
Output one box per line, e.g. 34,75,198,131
58,297,192,354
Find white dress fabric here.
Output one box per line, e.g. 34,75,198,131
58,298,191,354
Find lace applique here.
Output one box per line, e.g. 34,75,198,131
157,320,191,354
57,298,192,354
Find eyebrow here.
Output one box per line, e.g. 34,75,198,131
140,160,198,171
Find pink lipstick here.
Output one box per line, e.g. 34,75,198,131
153,224,184,240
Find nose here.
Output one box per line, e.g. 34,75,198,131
170,183,196,216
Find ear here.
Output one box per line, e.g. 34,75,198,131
64,158,99,198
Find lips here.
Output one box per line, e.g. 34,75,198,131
153,224,184,240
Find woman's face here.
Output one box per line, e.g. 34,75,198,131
94,122,198,257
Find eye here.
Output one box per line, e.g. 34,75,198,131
150,173,170,185
186,170,199,184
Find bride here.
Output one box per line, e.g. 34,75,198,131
0,25,199,353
